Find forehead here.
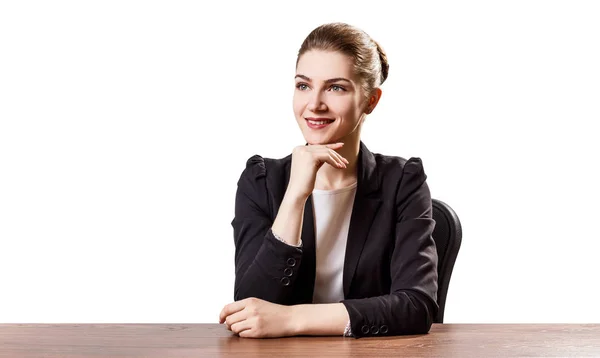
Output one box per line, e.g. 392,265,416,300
296,50,356,81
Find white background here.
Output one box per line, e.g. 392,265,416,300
1,1,599,324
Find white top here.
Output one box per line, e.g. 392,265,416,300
311,181,358,304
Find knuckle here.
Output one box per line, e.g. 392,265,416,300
246,305,257,315
255,316,263,326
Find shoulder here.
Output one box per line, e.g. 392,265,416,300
237,153,291,185
372,152,427,183
370,151,429,209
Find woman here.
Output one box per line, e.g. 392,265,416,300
219,22,438,338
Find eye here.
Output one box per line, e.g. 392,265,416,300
329,85,346,92
296,83,309,91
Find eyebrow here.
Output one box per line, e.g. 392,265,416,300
294,74,353,84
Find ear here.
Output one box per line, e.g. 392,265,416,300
365,88,383,114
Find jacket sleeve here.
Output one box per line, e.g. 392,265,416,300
341,158,439,338
231,155,304,303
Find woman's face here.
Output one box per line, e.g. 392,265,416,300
293,50,370,145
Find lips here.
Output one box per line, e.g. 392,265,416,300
305,117,335,129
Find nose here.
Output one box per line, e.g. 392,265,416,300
307,91,327,112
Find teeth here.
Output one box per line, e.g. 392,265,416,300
308,120,332,125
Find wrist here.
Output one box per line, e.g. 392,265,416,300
288,305,306,336
282,190,308,206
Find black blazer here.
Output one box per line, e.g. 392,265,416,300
230,141,438,338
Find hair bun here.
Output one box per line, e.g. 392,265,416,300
374,40,389,85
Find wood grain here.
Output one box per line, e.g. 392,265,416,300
0,324,599,357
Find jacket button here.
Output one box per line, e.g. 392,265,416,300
287,258,296,267
380,325,389,334
280,277,290,286
371,326,379,335
361,325,370,334
284,268,293,277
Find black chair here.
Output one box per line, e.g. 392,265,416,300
431,198,462,323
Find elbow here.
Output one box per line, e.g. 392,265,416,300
410,307,433,334
393,290,436,335
410,292,436,334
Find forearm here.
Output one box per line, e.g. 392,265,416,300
342,291,436,337
233,186,306,303
291,303,349,336
271,190,307,246
234,228,303,303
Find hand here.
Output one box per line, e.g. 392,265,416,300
287,142,349,199
219,297,296,338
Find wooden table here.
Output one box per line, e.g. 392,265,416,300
1,324,599,357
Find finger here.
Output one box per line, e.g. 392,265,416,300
219,307,228,324
231,319,253,335
328,149,349,166
325,142,344,149
322,144,349,165
238,328,255,338
306,143,342,152
219,300,247,323
323,152,345,168
225,308,248,329
219,308,226,324
219,305,233,324
326,151,347,169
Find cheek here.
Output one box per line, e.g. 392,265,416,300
333,98,358,117
292,95,304,116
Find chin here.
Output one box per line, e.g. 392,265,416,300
303,135,331,146
308,129,349,144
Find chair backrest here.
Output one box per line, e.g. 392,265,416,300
431,198,462,323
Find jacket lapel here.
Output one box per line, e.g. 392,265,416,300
343,142,382,297
299,194,317,302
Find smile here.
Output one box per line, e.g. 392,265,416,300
306,118,335,129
